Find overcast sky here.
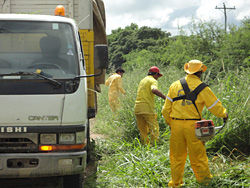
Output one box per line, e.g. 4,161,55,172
102,0,250,35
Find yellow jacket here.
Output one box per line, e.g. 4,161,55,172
162,74,227,125
134,76,158,114
105,73,125,96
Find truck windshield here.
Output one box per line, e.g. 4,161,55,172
0,21,79,79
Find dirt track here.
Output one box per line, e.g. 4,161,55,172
83,118,103,187
89,118,106,140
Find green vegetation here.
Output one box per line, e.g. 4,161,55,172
89,19,250,187
108,23,170,70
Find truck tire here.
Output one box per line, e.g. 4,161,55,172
63,174,82,188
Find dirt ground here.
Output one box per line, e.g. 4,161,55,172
83,118,105,187
89,118,106,140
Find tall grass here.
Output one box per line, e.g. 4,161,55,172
92,66,249,187
95,139,170,187
204,68,250,155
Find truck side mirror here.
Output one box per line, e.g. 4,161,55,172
94,44,108,69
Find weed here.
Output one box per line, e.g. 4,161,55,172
92,66,249,187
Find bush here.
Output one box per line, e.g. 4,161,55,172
92,19,250,187
206,69,250,155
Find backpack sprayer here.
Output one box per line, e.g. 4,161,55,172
194,119,227,142
172,77,227,142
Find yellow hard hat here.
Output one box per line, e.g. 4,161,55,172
184,60,207,74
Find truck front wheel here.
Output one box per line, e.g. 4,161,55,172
63,174,83,188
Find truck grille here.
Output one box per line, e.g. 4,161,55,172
0,138,38,153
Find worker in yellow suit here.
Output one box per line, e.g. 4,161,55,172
134,66,166,145
162,60,228,187
105,68,126,112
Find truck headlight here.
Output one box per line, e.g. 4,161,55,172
40,134,57,144
59,133,75,144
76,131,85,144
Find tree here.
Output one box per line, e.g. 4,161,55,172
107,24,170,68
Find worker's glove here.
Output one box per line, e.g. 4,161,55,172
223,113,228,123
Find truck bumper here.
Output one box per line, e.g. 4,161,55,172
0,151,86,178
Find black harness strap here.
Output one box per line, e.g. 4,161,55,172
192,82,208,97
173,77,208,119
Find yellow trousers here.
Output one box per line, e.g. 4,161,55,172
109,96,119,112
108,91,120,112
135,114,159,145
168,120,212,187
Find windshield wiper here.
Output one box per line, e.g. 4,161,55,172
75,69,104,79
0,71,62,88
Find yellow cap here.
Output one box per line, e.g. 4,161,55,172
184,60,207,74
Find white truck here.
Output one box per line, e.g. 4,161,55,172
0,0,108,187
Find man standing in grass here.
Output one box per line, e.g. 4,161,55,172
105,68,126,112
162,60,228,187
134,66,166,145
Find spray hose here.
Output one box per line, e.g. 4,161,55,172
214,119,227,136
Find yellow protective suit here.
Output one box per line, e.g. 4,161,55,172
134,76,159,144
105,73,125,112
162,74,227,187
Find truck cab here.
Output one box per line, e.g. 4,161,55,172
0,14,88,187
